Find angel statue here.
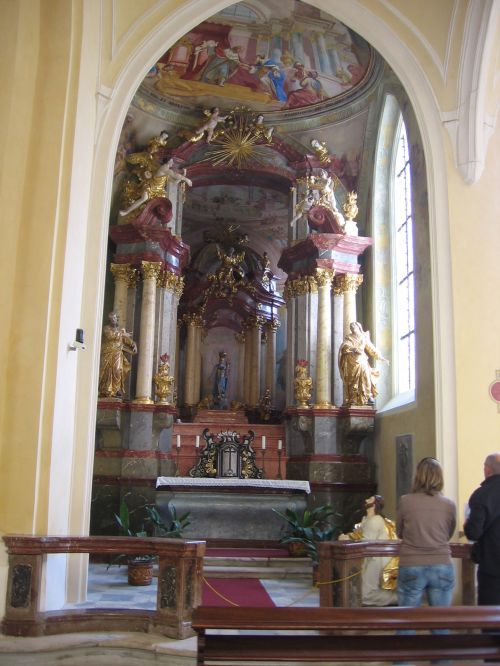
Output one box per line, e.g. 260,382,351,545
189,107,229,143
119,159,192,218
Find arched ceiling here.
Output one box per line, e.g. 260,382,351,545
114,0,388,288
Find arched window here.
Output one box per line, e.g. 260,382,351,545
373,95,416,409
393,120,415,394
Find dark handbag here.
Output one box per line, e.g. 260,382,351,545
470,540,481,564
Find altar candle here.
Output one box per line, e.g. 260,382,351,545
176,434,181,448
262,435,266,450
196,435,200,448
278,439,283,451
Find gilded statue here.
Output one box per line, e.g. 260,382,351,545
310,138,331,164
119,158,192,218
125,130,169,179
293,360,313,408
338,322,389,406
208,245,246,300
153,353,176,405
98,311,138,399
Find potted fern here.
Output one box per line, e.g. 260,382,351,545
113,500,190,585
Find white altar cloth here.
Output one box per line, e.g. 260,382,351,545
156,477,310,493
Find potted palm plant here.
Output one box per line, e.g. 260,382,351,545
113,501,190,585
273,504,341,564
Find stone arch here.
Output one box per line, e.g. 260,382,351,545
74,0,457,552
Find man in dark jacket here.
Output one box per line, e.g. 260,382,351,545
464,452,500,604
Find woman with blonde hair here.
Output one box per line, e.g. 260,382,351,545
396,457,456,609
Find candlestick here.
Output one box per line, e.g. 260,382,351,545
261,435,266,450
277,447,283,480
196,435,200,448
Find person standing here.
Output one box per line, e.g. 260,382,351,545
464,452,500,605
397,457,456,609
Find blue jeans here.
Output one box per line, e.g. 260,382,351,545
397,564,454,640
397,564,455,607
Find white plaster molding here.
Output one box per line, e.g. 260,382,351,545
378,0,455,81
442,0,498,184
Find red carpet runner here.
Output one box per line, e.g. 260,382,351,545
202,577,275,607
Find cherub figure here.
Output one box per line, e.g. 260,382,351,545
190,107,228,143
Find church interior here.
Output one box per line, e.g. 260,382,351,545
1,0,499,663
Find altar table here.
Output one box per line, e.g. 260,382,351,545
156,477,310,541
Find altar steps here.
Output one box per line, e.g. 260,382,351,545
203,550,312,580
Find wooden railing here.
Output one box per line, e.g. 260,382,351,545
2,535,206,638
317,540,475,607
192,606,500,664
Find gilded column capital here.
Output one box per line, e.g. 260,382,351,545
160,269,184,297
235,332,246,344
315,268,335,288
266,319,281,332
247,315,266,330
129,268,141,289
110,263,132,283
140,261,162,282
183,313,204,327
334,273,363,294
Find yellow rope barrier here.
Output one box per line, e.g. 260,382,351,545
201,570,362,608
202,576,240,607
315,570,362,586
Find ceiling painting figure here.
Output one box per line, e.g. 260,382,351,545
143,0,373,113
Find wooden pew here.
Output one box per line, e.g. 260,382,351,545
192,606,500,665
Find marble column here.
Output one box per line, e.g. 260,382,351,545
243,323,252,405
110,263,133,328
337,273,363,336
332,278,345,408
157,270,184,377
235,331,246,404
134,261,162,404
289,185,297,245
248,316,265,407
182,314,202,406
175,319,181,405
315,268,334,407
264,319,280,400
193,322,204,406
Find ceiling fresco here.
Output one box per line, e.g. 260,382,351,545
115,1,385,289
140,0,373,114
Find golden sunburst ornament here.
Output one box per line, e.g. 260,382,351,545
203,107,273,169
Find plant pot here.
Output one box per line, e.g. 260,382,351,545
128,558,154,586
287,542,308,557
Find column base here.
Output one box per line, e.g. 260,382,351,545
133,397,154,405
